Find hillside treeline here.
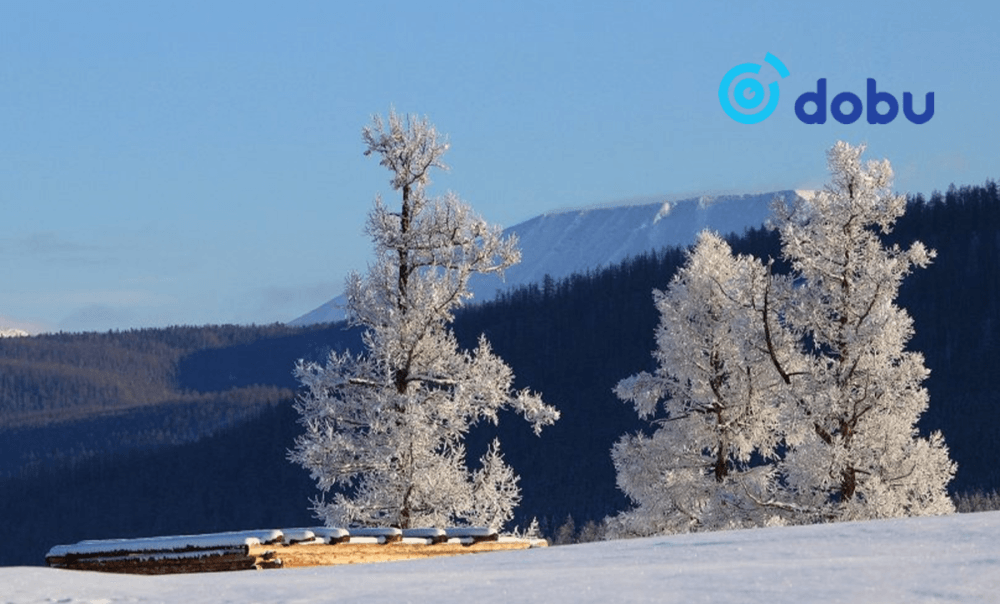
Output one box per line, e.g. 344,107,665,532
0,323,308,428
0,323,359,480
1,181,999,566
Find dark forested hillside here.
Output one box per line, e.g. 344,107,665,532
0,402,317,566
2,181,999,567
0,324,303,430
891,182,1000,493
0,324,357,481
0,324,359,566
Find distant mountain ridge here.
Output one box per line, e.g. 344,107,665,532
289,190,810,326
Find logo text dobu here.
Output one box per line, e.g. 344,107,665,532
795,79,934,124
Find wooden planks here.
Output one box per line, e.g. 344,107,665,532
254,537,542,570
46,528,546,574
46,547,268,575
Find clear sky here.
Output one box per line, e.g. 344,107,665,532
1,1,996,333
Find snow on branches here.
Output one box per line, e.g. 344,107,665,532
609,232,792,536
289,110,558,530
610,141,955,537
774,141,955,521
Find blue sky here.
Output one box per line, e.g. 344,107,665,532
1,1,996,333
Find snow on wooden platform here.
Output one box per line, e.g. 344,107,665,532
46,530,284,559
309,527,350,543
45,527,543,575
402,527,448,542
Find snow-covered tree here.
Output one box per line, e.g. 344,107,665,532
772,141,955,520
289,110,559,529
610,142,955,536
609,232,796,537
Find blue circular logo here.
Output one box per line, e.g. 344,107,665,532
719,53,790,124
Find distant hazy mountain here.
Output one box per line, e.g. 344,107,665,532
289,190,810,326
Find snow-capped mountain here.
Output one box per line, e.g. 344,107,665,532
289,190,810,326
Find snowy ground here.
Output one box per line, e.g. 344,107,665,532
3,511,998,603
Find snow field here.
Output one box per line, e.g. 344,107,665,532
4,511,998,604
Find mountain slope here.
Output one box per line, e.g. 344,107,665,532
289,190,808,326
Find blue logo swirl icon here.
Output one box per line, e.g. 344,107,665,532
719,53,790,124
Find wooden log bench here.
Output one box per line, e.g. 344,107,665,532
46,527,546,574
45,530,284,575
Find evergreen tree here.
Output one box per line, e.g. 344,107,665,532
289,110,558,529
609,232,794,536
773,141,955,520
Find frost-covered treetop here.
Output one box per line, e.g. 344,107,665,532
362,110,449,193
775,141,934,283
